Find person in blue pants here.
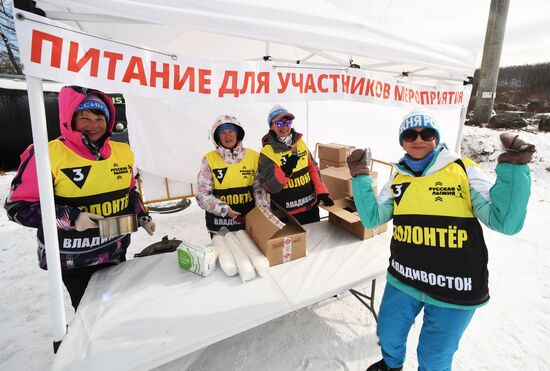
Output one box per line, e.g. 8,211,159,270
347,110,535,371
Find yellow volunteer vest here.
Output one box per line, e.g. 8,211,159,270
389,159,489,305
204,148,258,232
260,139,316,212
50,140,134,216
41,139,135,253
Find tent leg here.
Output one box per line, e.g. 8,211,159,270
53,340,62,354
52,324,69,353
26,75,67,349
349,279,378,322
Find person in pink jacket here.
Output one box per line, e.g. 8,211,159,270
4,86,155,310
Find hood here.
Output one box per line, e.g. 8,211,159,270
210,114,245,149
58,86,116,153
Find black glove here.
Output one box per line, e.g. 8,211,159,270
498,132,536,164
346,148,371,177
318,194,334,206
280,154,299,176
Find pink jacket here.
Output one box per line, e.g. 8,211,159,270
5,86,147,270
9,86,135,203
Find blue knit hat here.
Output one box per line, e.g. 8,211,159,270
268,105,295,126
215,123,238,136
399,110,440,145
75,95,110,122
212,115,245,147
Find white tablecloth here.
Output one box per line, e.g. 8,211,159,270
52,221,391,371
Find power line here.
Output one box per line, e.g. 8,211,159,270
377,0,394,23
407,0,446,31
362,0,373,19
400,0,417,24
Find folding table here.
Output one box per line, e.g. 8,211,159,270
52,221,391,370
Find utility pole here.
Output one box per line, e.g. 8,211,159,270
472,0,510,125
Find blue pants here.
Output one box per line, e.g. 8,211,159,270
377,284,475,371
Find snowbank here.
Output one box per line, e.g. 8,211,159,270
1,126,549,370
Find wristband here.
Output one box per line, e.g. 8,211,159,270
138,215,152,226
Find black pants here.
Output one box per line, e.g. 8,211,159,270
292,205,320,225
61,262,119,310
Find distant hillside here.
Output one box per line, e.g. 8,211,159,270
468,62,550,110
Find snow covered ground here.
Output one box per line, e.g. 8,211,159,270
1,125,549,371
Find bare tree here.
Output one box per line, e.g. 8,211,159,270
469,62,550,111
0,0,23,74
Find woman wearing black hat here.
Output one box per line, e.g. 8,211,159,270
196,115,268,237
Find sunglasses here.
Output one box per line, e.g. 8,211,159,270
402,128,436,142
275,119,293,128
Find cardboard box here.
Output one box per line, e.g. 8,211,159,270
319,158,347,170
321,167,378,200
321,166,353,200
245,205,306,266
321,198,388,240
318,143,355,163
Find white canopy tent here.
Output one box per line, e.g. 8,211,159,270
16,0,476,180
12,0,476,362
33,0,475,78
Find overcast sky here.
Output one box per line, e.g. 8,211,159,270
330,0,550,67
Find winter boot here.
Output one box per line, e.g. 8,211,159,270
366,359,403,371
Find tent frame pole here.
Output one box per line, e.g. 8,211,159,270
300,47,349,66
306,100,310,143
45,11,147,23
26,75,67,352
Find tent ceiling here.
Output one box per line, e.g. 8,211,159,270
31,0,476,82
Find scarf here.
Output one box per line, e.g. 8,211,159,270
277,133,293,148
216,142,245,164
81,134,105,160
403,149,436,174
